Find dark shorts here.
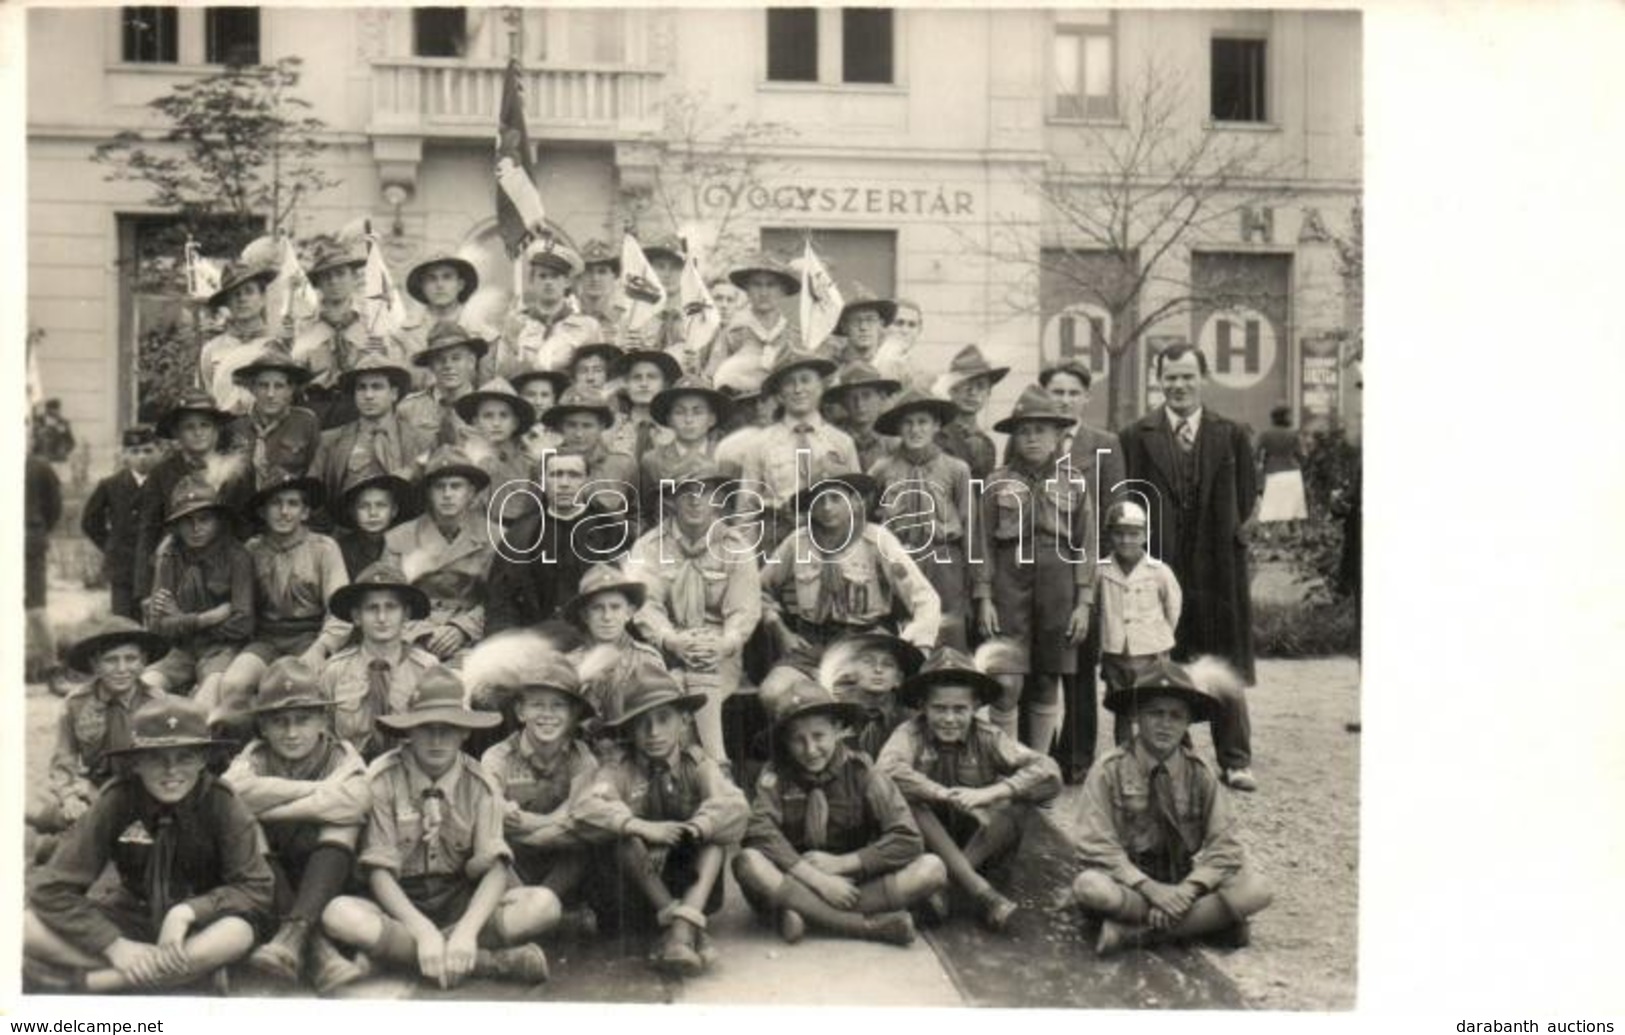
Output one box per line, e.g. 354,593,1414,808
990,541,1080,674
588,839,726,934
146,643,237,693
240,628,321,665
399,874,479,929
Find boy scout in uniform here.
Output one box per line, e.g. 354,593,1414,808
81,425,162,619
26,618,170,860
822,290,897,367
308,354,435,516
606,347,680,466
495,241,601,376
397,323,487,447
228,347,322,491
735,675,946,946
638,374,734,529
23,697,274,994
619,235,688,354
384,446,494,663
321,669,559,989
703,254,799,381
573,668,749,976
878,649,1063,932
222,659,371,989
452,377,539,522
573,240,623,328
396,253,479,356
322,562,440,760
563,563,669,723
817,632,923,762
825,361,899,473
540,385,640,522
1069,659,1272,956
292,239,415,430
198,261,280,415
512,369,569,464
332,472,417,579
934,345,1008,481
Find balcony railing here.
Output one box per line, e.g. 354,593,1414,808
370,58,664,139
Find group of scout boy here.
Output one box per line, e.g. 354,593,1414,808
35,231,1271,995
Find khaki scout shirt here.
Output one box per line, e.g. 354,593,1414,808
739,414,860,509
321,642,442,756
359,748,512,880
761,524,942,649
877,715,1062,808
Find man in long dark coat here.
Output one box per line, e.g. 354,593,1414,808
1116,344,1258,792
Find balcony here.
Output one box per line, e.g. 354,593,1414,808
369,59,664,141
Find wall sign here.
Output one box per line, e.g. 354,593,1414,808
702,182,978,219
1040,302,1111,375
1197,306,1277,390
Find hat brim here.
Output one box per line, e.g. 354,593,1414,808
164,499,235,526
874,398,961,436
540,403,614,431
106,734,235,757
727,268,800,296
793,474,879,512
512,369,573,395
329,579,432,621
207,269,278,309
897,668,1004,709
826,376,903,403
377,706,502,732
250,696,333,715
827,632,925,677
422,463,492,492
66,630,171,674
528,253,585,278
643,247,686,266
157,403,234,438
338,366,415,397
650,386,735,427
246,477,326,516
621,349,683,385
563,582,648,625
839,299,899,327
1102,685,1214,724
945,366,1011,391
406,258,479,305
990,413,1077,435
306,256,368,282
493,682,597,722
453,391,537,429
773,700,869,740
232,360,315,388
570,343,626,373
412,337,491,368
337,473,421,528
601,691,708,732
763,356,837,395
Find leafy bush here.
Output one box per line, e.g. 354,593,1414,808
1253,596,1360,658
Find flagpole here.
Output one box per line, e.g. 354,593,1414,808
507,9,525,311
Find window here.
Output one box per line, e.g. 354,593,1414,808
204,7,260,66
414,7,468,59
842,9,893,84
121,7,178,63
1211,37,1268,123
766,8,818,82
1053,24,1115,119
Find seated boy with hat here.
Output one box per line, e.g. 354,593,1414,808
876,648,1063,932
24,697,275,993
735,674,946,947
221,658,371,990
1067,658,1272,956
817,632,924,761
572,666,748,976
321,561,441,760
321,669,558,989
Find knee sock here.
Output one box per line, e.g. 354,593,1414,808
288,845,354,924
1024,699,1063,753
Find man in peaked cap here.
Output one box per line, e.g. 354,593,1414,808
81,425,163,619
574,240,623,328
934,344,1010,481
495,239,603,377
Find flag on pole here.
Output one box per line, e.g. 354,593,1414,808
799,242,843,352
267,236,320,326
679,250,720,355
495,59,548,261
184,238,224,302
361,222,404,338
619,235,667,333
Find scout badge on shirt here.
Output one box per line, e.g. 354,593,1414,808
117,820,155,846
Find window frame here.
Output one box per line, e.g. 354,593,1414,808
1048,15,1117,124
203,6,262,67
412,6,470,60
760,7,904,92
765,7,820,84
120,6,179,64
1209,32,1272,127
839,8,895,86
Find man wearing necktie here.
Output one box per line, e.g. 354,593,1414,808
1116,345,1260,792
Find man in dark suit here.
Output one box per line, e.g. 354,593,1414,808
307,353,436,523
1116,344,1259,792
80,426,163,619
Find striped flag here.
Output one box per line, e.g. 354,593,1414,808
799,242,843,352
619,235,667,333
495,59,548,260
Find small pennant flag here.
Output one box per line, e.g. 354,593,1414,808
619,235,667,333
678,249,720,354
361,224,404,337
799,242,843,352
184,239,224,302
495,59,548,260
267,237,319,325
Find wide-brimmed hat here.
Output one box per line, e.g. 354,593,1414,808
824,361,901,405
207,262,277,309
106,696,233,756
640,235,687,266
305,240,368,282
1106,500,1149,529
727,254,800,296
563,564,648,625
818,632,925,694
897,647,1004,709
541,386,616,430
329,560,431,620
474,636,595,721
164,477,233,526
246,470,325,517
568,340,626,376
420,445,491,491
250,657,332,715
1103,658,1216,724
793,472,879,513
338,353,415,397
377,667,501,732
157,389,234,439
336,471,419,529
940,344,1010,392
231,346,314,388
511,368,573,401
874,388,961,436
762,350,837,396
762,671,866,742
651,374,735,427
411,323,490,368
453,377,536,429
991,383,1079,435
525,239,584,278
597,666,706,734
838,288,898,329
620,347,682,387
65,616,170,675
405,254,479,305
577,240,621,274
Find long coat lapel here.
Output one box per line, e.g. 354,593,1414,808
1138,407,1182,498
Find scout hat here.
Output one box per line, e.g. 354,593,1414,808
817,631,925,695
640,235,687,266
122,425,159,448
466,631,596,720
165,476,233,525
793,471,879,513
207,261,277,309
511,368,573,401
377,667,501,732
620,347,683,387
105,696,233,756
411,322,490,367
874,388,960,436
569,340,626,378
337,352,415,397
1106,500,1149,529
761,671,866,742
420,444,492,491
328,560,431,621
824,361,902,406
651,374,734,427
991,383,1079,435
336,471,420,529
64,616,170,675
838,287,898,329
246,469,325,517
939,344,1010,392
563,563,648,625
250,657,332,715
898,647,1004,709
405,253,479,305
305,239,368,282
453,377,537,429
727,253,800,295
597,665,706,734
577,240,621,275
762,349,837,396
525,239,584,278
157,388,233,439
1103,657,1217,725
231,346,315,388
541,386,616,430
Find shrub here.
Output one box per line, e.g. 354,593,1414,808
1253,596,1360,658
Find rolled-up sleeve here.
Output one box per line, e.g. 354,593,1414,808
358,771,404,873
27,792,124,954
689,756,748,845
987,728,1063,804
465,777,514,879
1185,773,1245,893
876,723,951,807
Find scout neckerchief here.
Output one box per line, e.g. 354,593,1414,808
258,526,314,614
95,680,141,761
792,743,849,849
666,523,714,629
1139,743,1200,880
404,751,461,872
133,773,216,933
249,408,291,487
263,730,341,783
642,748,694,823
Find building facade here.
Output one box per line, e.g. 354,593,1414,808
27,6,1362,465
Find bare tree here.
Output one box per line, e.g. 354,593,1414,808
970,62,1302,427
